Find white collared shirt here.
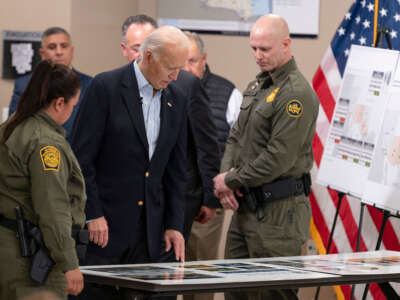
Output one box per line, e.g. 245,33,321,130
133,61,162,160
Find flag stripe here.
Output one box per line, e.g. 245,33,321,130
312,67,336,122
311,1,400,299
312,133,324,167
309,191,338,253
367,206,400,250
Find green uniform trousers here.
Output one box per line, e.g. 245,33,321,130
225,194,311,300
0,226,67,300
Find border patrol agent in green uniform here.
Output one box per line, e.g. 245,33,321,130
0,61,86,300
214,15,319,300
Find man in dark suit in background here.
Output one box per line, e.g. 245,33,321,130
71,26,189,300
8,27,91,140
121,15,221,245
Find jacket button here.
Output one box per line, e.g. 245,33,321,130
145,171,149,177
138,201,144,206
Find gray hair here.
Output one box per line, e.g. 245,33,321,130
42,27,70,45
183,31,205,55
139,26,189,60
121,14,158,43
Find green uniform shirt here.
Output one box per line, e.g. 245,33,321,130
221,58,319,189
0,110,86,272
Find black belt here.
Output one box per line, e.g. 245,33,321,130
245,173,311,204
0,214,88,246
242,174,311,221
0,214,29,232
261,174,310,202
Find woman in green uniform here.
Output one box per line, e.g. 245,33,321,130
0,60,86,299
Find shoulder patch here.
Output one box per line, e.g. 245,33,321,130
286,99,303,118
266,88,280,103
40,146,61,171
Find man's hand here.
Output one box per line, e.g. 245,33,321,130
164,229,185,262
219,190,239,211
65,268,84,296
194,206,216,224
213,172,231,196
87,216,108,248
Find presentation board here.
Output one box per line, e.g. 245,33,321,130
158,0,319,36
317,45,399,198
362,63,400,215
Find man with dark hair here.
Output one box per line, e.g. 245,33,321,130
119,15,221,245
183,31,242,262
121,15,158,62
8,26,91,141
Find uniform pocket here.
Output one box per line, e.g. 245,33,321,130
255,102,274,120
257,196,310,257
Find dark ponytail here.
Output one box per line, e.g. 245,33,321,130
2,60,81,142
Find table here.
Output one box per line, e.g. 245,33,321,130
81,250,400,297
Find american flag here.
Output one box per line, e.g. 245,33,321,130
311,0,400,299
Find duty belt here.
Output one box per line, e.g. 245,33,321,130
242,173,311,221
0,213,88,264
260,173,311,202
0,213,20,231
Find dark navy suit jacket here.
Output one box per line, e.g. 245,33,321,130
8,69,92,141
174,71,221,240
70,63,187,260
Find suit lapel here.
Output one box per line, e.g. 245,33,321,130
121,65,149,153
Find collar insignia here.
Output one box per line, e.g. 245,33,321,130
266,88,280,103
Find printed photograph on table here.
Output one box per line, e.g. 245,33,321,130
93,265,175,275
121,271,222,281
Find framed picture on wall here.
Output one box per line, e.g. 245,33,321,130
2,30,42,79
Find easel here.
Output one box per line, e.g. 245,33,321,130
314,189,346,300
352,205,400,300
316,25,398,300
375,25,392,49
350,25,400,300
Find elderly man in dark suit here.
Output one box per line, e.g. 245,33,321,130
8,27,91,141
71,26,189,300
121,15,221,246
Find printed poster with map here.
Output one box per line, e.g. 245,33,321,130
317,45,399,197
362,63,400,214
158,0,319,36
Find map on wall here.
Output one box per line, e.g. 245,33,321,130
158,0,320,36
